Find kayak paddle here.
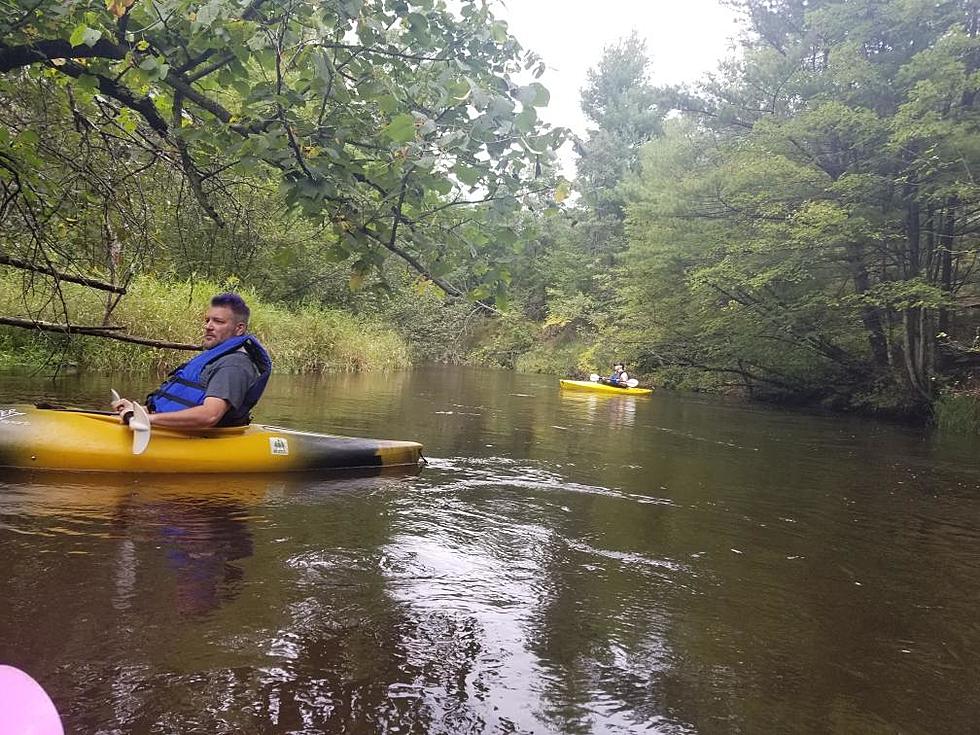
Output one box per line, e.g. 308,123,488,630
0,665,64,735
589,373,640,388
111,389,151,455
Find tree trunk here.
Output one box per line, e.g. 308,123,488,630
898,196,933,403
901,309,931,402
938,201,955,335
845,242,889,367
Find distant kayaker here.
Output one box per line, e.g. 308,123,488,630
111,293,272,429
607,363,630,387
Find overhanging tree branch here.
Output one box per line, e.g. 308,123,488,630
172,91,224,225
0,253,127,293
0,38,126,72
357,224,461,297
55,59,170,136
0,316,201,350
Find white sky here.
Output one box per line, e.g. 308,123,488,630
491,0,744,174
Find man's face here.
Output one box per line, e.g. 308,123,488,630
202,305,245,348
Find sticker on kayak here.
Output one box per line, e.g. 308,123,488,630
0,408,28,425
269,437,289,456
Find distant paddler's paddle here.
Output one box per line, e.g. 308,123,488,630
589,373,640,388
111,389,151,455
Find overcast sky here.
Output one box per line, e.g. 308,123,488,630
491,0,745,173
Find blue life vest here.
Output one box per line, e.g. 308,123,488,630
146,335,272,424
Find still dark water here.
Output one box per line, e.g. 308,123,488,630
1,366,979,734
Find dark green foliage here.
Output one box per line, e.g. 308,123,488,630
379,280,479,363
474,0,980,426
621,0,980,416
0,0,565,343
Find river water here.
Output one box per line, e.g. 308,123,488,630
1,366,978,734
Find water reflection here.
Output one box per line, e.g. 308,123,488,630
559,392,638,429
117,492,254,618
2,368,980,733
2,472,290,620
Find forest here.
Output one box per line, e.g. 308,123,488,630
2,0,979,426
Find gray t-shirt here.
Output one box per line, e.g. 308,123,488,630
200,349,260,426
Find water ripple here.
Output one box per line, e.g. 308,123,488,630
424,456,677,507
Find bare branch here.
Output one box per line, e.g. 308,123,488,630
0,316,201,350
0,253,127,293
172,91,224,225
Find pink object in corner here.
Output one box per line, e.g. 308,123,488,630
0,665,64,735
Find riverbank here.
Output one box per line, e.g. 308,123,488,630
0,275,410,374
467,317,980,433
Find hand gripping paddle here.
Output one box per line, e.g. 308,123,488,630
111,389,151,455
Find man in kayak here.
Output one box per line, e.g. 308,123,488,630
111,293,272,429
606,363,630,387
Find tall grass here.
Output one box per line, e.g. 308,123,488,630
0,273,410,373
933,390,980,434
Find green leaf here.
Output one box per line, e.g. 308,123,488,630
74,74,99,93
376,95,398,114
514,107,537,133
488,96,515,118
382,113,416,144
14,130,40,148
517,83,549,108
117,108,138,133
69,24,86,46
432,177,452,195
406,12,428,32
69,24,102,48
455,164,481,186
490,21,508,44
445,80,470,102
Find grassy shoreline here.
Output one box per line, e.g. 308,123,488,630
0,275,411,374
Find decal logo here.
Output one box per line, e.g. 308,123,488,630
0,408,28,425
269,437,289,456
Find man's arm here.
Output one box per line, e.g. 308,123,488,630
148,397,230,428
112,395,230,429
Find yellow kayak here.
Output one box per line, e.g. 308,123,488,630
0,404,422,473
559,379,653,396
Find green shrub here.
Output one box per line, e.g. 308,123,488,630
467,313,537,369
379,282,478,363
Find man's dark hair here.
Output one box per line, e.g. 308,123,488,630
211,292,250,325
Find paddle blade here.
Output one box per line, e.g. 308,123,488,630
130,402,151,455
0,665,63,735
589,373,601,382
111,388,121,404
626,378,639,387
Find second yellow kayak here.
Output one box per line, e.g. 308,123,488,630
559,379,653,396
